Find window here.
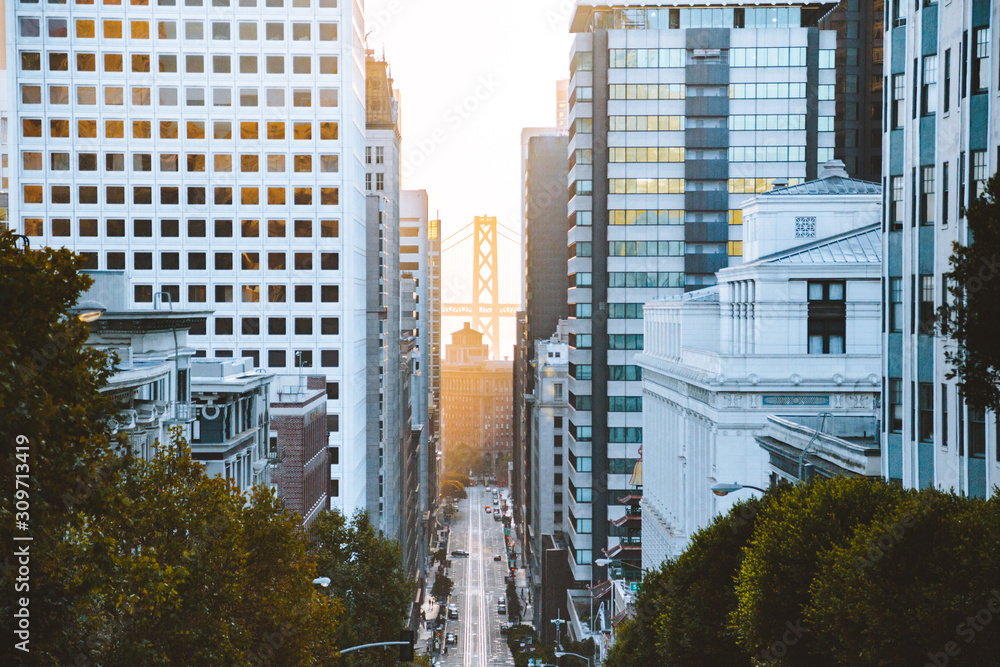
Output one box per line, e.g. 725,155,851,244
920,166,935,225
889,278,903,333
942,162,950,226
943,49,951,113
268,350,286,368
807,282,845,354
268,285,286,303
890,176,904,230
888,378,903,433
970,407,986,458
921,55,937,115
215,285,233,303
919,275,935,333
295,318,312,335
972,151,988,200
892,74,905,129
189,252,206,270
972,27,990,93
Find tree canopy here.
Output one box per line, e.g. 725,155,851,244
937,170,1000,411
309,510,414,667
608,477,1000,667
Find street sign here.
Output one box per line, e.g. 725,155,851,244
629,581,640,593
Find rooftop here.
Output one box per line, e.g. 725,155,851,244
752,223,881,266
766,161,881,196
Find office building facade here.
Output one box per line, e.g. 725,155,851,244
881,0,1000,496
565,0,837,583
8,0,369,515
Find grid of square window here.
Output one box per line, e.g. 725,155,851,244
13,0,356,376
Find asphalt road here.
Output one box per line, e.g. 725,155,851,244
443,486,513,667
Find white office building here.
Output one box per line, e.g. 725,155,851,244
7,0,369,515
637,164,882,568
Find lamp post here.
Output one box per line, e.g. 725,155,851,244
312,577,331,587
797,412,831,481
554,650,591,667
153,291,181,408
710,482,766,497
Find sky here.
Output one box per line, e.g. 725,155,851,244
365,0,574,358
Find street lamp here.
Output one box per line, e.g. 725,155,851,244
70,299,107,323
313,577,331,587
554,650,591,667
153,291,181,407
711,482,766,497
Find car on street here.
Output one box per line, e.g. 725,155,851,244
446,633,457,645
499,623,509,636
485,506,491,513
493,554,502,561
447,604,459,619
451,549,469,557
494,514,502,522
497,602,507,615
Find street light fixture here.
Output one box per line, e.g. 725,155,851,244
70,299,107,323
711,482,766,497
313,576,331,587
554,650,591,667
153,291,181,408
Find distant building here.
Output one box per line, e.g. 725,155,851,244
271,376,329,527
514,128,569,569
638,165,882,568
364,50,406,541
442,323,512,470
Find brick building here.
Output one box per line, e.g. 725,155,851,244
271,375,329,527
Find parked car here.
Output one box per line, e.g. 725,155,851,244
447,605,459,620
446,633,457,645
451,549,469,557
499,623,509,636
497,603,507,615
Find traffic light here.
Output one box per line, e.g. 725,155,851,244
398,630,414,662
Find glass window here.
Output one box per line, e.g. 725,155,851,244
889,278,903,332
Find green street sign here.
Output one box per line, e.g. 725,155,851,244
629,581,640,592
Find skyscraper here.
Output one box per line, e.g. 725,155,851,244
565,0,837,595
9,0,369,514
881,0,1000,495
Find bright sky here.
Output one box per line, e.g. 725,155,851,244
365,0,573,358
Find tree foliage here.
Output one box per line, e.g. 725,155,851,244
806,490,1000,666
937,170,1000,411
431,574,454,601
56,434,341,666
608,477,1000,667
605,494,773,667
0,230,120,656
309,510,414,667
733,477,908,666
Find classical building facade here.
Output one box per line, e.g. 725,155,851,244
638,166,882,568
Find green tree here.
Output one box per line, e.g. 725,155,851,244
309,509,414,667
55,434,341,666
605,494,773,667
0,230,120,659
506,578,521,624
732,477,909,666
431,574,454,600
806,490,1000,666
937,171,1000,411
442,479,467,500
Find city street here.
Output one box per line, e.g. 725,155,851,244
442,486,514,667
